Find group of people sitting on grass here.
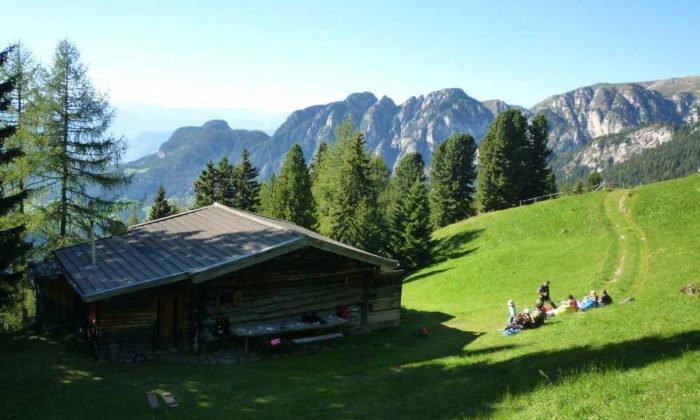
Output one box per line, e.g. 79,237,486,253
503,280,613,335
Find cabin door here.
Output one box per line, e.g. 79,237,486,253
156,295,179,350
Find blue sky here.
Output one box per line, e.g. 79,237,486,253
5,0,700,113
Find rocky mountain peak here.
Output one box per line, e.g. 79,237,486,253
345,92,378,108
202,119,231,130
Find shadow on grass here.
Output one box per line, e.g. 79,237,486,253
3,316,698,419
232,329,700,418
403,267,454,284
432,228,484,263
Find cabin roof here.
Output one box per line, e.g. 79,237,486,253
52,203,397,302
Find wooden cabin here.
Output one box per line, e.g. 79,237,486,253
32,203,402,361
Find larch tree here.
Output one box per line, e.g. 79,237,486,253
429,133,477,228
232,149,260,211
149,185,174,221
0,44,30,303
272,144,315,228
32,40,130,249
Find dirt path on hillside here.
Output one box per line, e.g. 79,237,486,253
603,189,649,295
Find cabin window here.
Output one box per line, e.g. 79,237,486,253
216,291,242,310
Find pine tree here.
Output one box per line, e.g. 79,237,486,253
330,132,382,252
0,41,42,214
149,185,175,221
272,144,315,228
400,180,432,269
312,117,384,253
523,114,556,198
194,160,219,207
308,141,328,183
389,153,425,255
258,172,278,217
193,157,238,208
0,44,30,304
215,156,237,207
31,40,130,248
232,149,260,211
476,110,528,212
429,133,477,228
388,152,431,269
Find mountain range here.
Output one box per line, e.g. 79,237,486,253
121,75,700,203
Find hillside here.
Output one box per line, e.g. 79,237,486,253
2,175,698,418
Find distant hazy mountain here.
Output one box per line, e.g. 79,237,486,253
112,104,286,161
123,120,271,202
121,75,700,203
123,131,172,162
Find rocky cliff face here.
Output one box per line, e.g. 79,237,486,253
532,79,700,153
559,124,676,176
269,88,514,173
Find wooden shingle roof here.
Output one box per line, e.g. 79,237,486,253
53,203,397,302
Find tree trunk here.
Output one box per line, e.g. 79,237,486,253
60,70,69,239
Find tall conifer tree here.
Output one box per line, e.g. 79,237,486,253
272,144,315,228
149,185,174,221
194,160,218,207
193,157,237,208
524,114,556,197
389,152,431,269
308,141,328,183
312,117,384,253
0,44,30,303
232,149,260,211
477,110,555,212
215,156,237,207
32,40,130,248
258,172,278,217
400,180,431,269
429,133,477,228
476,110,529,212
0,41,42,214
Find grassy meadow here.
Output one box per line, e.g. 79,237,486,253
1,175,698,419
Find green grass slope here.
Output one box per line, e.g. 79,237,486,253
1,175,698,419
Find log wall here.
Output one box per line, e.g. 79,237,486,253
198,247,377,341
367,270,403,330
36,276,80,328
95,282,192,361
